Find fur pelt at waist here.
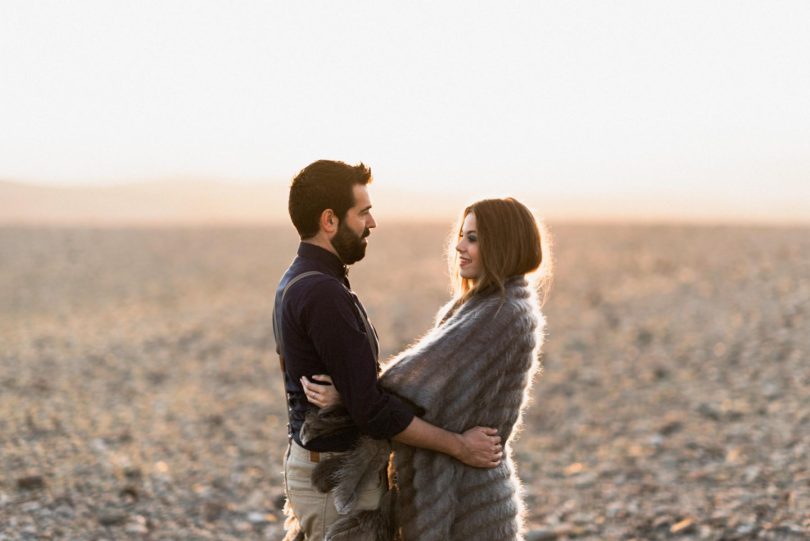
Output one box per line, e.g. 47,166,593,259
291,277,545,541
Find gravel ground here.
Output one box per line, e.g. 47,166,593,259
0,224,807,540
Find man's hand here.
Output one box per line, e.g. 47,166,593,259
455,426,503,468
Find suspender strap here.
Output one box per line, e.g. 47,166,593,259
273,271,380,375
274,271,324,373
274,271,324,355
353,298,380,362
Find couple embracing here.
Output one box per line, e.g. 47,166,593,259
273,160,550,541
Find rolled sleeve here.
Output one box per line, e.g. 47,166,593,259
364,387,415,438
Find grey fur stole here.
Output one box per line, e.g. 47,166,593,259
382,277,544,541
291,277,545,541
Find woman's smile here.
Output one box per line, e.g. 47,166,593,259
455,212,481,278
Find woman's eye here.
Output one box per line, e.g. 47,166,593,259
468,235,477,242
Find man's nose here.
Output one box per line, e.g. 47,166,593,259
367,213,377,229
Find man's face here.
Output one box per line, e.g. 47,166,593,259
330,184,377,265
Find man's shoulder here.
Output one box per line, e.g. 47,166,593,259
282,270,350,305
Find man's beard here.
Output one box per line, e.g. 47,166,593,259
331,222,370,265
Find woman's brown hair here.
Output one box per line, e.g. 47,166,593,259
447,197,552,306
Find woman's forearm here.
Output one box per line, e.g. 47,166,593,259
393,416,464,457
392,417,502,468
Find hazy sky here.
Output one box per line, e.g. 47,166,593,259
1,1,809,219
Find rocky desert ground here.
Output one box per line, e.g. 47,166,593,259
0,223,807,540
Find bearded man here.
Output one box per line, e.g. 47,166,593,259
273,160,502,540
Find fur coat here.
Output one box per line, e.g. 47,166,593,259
287,277,545,541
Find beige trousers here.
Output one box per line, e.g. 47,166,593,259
284,439,386,540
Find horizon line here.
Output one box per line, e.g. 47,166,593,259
2,177,808,226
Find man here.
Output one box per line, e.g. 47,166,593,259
273,160,502,540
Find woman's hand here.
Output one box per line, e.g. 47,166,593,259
457,426,503,468
300,374,342,408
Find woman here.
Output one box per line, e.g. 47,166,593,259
300,197,549,541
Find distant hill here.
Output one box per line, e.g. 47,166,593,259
1,179,807,225
0,180,463,225
0,180,286,225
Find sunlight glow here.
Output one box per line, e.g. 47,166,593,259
1,1,808,222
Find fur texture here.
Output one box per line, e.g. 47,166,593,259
300,405,355,447
289,277,544,541
325,489,399,541
381,277,544,541
282,497,305,541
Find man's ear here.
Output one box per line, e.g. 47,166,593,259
319,209,339,235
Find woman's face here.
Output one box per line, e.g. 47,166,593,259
456,212,481,280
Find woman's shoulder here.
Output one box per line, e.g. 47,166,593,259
437,277,545,329
482,277,541,310
465,279,544,327
433,297,460,327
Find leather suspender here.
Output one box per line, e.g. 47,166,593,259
273,271,380,376
274,271,324,374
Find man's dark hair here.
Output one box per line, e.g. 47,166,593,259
288,160,373,239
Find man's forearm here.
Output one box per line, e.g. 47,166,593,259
392,417,463,459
